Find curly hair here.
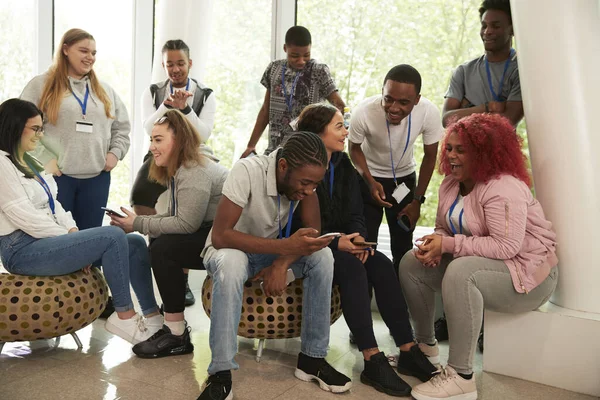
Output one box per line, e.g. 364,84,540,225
439,113,531,186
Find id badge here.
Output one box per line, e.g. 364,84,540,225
392,182,411,204
76,121,93,134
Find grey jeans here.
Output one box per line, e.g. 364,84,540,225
399,251,558,374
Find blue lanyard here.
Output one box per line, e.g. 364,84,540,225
71,84,90,118
26,161,55,215
170,78,190,94
328,161,334,198
485,49,514,102
386,113,411,185
448,195,464,235
170,177,176,216
277,195,295,239
281,64,302,114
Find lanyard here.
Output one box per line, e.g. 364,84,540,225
328,161,334,198
170,177,176,216
71,84,90,119
26,161,55,215
170,78,190,94
277,195,295,239
448,195,464,235
485,48,514,102
281,64,302,114
386,113,412,186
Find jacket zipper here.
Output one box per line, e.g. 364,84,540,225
506,202,528,293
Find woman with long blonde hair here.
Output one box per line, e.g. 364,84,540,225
20,28,130,231
110,109,228,359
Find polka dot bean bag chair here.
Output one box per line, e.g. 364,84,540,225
201,276,343,339
0,269,109,344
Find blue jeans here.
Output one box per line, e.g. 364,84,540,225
204,247,334,374
55,171,111,230
0,227,157,315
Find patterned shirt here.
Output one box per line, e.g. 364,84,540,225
261,59,338,152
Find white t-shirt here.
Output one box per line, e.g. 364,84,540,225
446,194,472,236
348,95,444,179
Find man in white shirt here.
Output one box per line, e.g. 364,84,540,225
349,64,443,272
130,39,216,307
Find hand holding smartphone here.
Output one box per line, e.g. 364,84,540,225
101,207,126,218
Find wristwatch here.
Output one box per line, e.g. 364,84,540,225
413,194,426,204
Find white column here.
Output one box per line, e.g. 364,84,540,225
34,0,53,74
510,0,600,314
152,0,215,83
130,0,154,180
271,0,296,60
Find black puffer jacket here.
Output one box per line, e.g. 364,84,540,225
317,152,368,250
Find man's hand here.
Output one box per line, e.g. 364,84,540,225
281,228,334,256
488,101,506,114
368,180,392,208
104,152,119,172
68,227,79,234
45,159,62,176
252,258,290,297
240,146,256,159
399,201,421,232
109,207,137,233
164,90,192,110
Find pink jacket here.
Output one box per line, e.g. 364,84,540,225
436,174,558,294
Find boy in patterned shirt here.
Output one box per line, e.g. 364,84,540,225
242,26,345,157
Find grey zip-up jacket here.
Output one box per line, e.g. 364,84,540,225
21,73,131,179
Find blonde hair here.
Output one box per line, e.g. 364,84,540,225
38,28,113,124
148,109,204,185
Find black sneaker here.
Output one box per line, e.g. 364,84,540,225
99,296,115,319
397,344,438,382
185,281,196,306
434,316,449,341
294,352,352,393
360,352,411,397
132,325,194,358
197,370,233,400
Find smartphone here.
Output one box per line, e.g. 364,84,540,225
354,241,378,246
101,207,126,218
317,232,342,239
397,214,412,232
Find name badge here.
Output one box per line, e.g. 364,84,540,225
392,182,411,204
76,121,93,134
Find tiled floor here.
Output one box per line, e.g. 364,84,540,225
1,269,597,400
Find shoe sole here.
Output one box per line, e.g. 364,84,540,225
134,343,194,359
359,372,411,397
397,365,435,383
412,389,477,400
294,368,352,393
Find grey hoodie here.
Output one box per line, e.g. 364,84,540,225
20,73,131,179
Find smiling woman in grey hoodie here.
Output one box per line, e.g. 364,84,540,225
20,28,130,231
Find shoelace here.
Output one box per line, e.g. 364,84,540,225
387,354,398,367
136,316,148,332
430,366,453,387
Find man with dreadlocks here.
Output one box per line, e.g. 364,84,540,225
198,131,352,400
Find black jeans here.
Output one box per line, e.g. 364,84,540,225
332,249,414,351
149,226,211,313
359,173,416,274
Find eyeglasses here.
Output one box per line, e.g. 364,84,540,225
26,125,44,136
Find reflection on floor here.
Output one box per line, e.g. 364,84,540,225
1,269,596,400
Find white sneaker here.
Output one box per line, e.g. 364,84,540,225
419,340,441,366
411,365,477,400
105,313,155,344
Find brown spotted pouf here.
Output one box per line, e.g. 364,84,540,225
0,269,109,347
201,276,343,339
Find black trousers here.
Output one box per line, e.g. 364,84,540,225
130,151,167,208
149,226,210,313
332,249,414,351
358,173,416,274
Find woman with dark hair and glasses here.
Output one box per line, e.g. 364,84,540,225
0,98,160,345
109,109,228,359
296,103,438,397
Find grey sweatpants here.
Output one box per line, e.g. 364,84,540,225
399,251,558,374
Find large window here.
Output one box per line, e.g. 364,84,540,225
0,0,36,102
54,0,135,209
203,0,273,168
298,0,487,226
